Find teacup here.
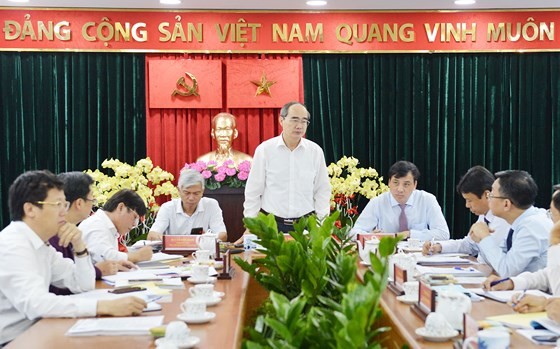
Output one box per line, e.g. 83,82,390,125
403,281,419,299
243,234,258,250
408,238,421,249
189,284,215,299
192,249,212,263
191,264,209,281
164,321,190,345
424,312,455,337
462,329,510,349
180,298,207,316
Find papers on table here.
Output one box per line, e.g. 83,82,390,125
415,265,485,277
431,284,484,302
415,254,474,266
517,329,558,346
532,317,560,335
486,312,548,329
129,240,162,249
470,289,551,303
66,315,164,336
68,288,164,303
102,266,218,285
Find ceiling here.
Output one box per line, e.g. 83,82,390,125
2,0,559,11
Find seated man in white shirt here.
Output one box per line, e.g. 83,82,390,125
0,171,146,346
80,189,153,264
470,170,551,277
352,160,450,241
147,169,227,241
422,166,510,264
484,185,560,298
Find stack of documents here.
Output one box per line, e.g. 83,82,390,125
66,316,164,336
415,265,484,277
416,254,473,266
471,289,551,304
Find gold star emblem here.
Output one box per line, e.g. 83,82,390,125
250,71,276,97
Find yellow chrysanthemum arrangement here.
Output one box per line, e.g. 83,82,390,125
327,156,388,228
85,157,179,243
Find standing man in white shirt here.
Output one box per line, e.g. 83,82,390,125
422,166,510,264
80,189,153,264
0,171,147,346
243,101,331,233
147,169,227,241
352,160,450,241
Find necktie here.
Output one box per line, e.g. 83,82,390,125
483,217,490,225
506,228,514,251
399,204,408,232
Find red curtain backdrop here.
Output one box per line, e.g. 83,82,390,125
145,53,303,180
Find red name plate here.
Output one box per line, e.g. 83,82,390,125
418,281,436,313
283,234,295,241
163,235,198,250
394,264,408,287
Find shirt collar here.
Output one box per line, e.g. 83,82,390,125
96,209,119,237
276,133,307,150
174,198,205,216
389,190,416,207
12,221,48,250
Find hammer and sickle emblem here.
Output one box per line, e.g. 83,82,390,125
172,72,199,97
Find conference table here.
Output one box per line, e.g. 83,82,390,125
6,253,547,348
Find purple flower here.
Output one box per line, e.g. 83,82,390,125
222,159,235,167
225,167,236,176
237,171,249,181
201,170,212,179
238,160,251,172
217,165,227,174
196,161,207,170
214,172,226,182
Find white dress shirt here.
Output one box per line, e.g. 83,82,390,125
150,198,226,235
351,190,450,240
478,206,551,277
80,210,128,264
244,134,331,219
511,244,560,295
0,221,96,345
439,211,510,264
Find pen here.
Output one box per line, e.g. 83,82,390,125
489,277,510,287
514,289,527,304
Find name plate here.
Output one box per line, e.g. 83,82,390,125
411,281,436,320
388,264,407,295
162,235,198,254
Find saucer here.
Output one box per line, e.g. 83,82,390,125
193,296,222,306
360,260,372,267
401,246,423,253
396,295,418,305
415,327,459,342
155,336,200,349
187,276,217,284
177,311,216,324
213,291,225,298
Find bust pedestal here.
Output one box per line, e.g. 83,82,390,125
205,186,245,242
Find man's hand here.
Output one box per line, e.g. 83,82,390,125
117,260,137,271
422,241,441,256
469,221,492,243
127,246,153,263
147,231,162,241
511,294,546,313
482,275,514,291
235,228,251,244
546,298,560,323
97,297,147,316
95,260,119,276
58,223,86,252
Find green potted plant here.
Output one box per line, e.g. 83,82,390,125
235,211,400,348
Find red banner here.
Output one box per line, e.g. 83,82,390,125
147,60,223,108
225,59,301,108
1,8,559,53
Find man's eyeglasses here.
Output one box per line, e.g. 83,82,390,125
126,207,140,228
486,193,509,200
84,197,98,206
284,117,310,125
36,201,71,211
